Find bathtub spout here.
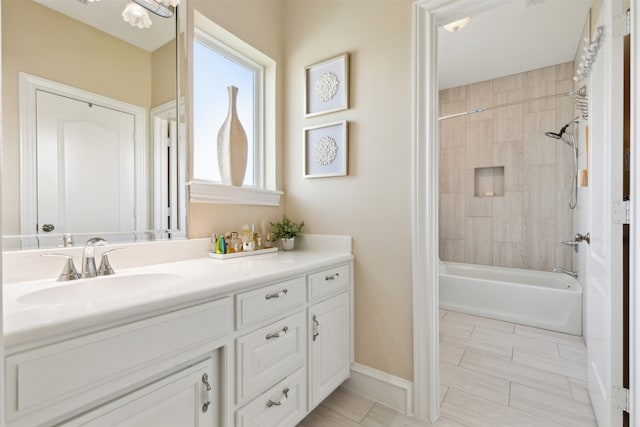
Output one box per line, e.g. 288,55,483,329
553,267,578,278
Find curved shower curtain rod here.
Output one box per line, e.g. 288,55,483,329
437,91,580,121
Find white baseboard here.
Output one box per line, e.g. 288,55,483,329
342,363,413,415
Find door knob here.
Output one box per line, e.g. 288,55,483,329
575,232,590,244
42,224,55,233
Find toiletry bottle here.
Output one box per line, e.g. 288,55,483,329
215,235,226,254
230,232,242,253
264,233,274,249
225,232,235,253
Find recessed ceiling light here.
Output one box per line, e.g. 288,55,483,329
443,17,471,32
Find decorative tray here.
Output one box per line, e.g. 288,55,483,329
208,247,278,260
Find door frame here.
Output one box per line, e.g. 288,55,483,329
411,1,438,421
150,99,187,239
18,72,148,242
630,2,639,424
412,1,507,420
412,0,639,423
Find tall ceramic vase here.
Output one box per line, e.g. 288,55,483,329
217,86,248,186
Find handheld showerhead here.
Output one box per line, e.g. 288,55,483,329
545,123,575,148
543,122,578,209
545,124,570,140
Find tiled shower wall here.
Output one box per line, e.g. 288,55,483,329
438,62,575,271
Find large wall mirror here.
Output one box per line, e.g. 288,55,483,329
1,0,187,250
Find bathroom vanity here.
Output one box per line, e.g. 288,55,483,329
2,243,353,426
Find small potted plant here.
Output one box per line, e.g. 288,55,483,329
270,214,305,251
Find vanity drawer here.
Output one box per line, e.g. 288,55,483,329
5,298,232,425
236,311,306,403
235,367,307,427
307,264,350,301
235,277,306,328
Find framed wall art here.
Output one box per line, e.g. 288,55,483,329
303,120,348,178
304,53,349,117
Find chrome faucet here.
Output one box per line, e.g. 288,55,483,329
82,237,106,278
553,267,578,278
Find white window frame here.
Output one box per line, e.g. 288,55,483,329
188,11,281,206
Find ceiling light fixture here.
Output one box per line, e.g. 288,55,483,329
132,0,175,18
443,17,471,32
122,1,153,28
84,0,178,29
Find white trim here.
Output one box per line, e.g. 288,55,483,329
150,99,187,239
188,181,282,206
630,2,639,424
18,72,149,237
0,0,6,421
412,1,440,422
342,363,413,415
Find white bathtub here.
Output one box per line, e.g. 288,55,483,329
439,262,582,335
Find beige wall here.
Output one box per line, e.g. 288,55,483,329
151,40,177,108
439,63,575,271
186,1,286,236
187,0,415,380
1,0,152,235
283,1,414,380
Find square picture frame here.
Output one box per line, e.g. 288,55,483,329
304,53,349,117
303,120,348,178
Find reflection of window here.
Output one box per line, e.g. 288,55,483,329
193,34,258,186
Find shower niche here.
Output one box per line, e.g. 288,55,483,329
474,166,504,197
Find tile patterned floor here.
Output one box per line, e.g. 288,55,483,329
297,310,596,427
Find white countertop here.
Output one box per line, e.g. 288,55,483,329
3,249,353,351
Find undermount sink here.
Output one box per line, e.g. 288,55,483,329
17,273,185,305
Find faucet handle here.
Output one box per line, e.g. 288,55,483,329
98,248,123,276
42,253,80,281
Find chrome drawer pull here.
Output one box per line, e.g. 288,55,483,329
265,289,288,300
312,315,320,341
202,373,212,413
325,273,340,281
267,388,289,407
266,326,289,340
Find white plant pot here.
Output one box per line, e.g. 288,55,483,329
280,237,295,251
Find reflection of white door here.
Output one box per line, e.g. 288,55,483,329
585,2,624,426
36,90,135,238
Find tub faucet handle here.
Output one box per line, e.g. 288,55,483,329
561,240,579,252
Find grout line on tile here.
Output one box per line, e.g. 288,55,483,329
440,385,450,408
360,402,376,424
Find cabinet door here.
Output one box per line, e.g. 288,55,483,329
308,292,350,409
61,358,219,427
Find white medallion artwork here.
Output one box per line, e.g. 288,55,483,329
313,136,338,166
314,72,339,103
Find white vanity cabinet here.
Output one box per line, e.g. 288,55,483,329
5,298,232,427
232,262,353,426
306,265,351,409
4,255,354,427
60,356,220,427
234,276,308,426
